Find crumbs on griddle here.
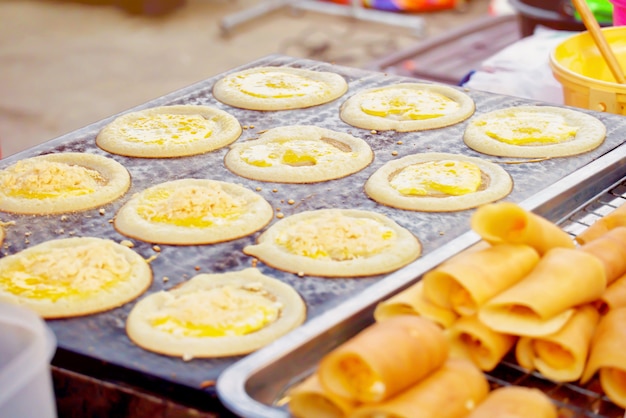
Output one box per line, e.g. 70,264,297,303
120,240,134,248
200,380,216,389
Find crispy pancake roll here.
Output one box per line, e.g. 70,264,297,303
447,314,517,372
579,226,626,284
422,243,539,316
318,315,448,403
470,202,574,255
595,272,626,314
288,373,358,418
515,304,599,382
466,386,557,418
374,281,458,328
581,307,626,408
348,358,489,418
478,248,606,337
576,203,626,245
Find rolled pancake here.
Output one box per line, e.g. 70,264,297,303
447,314,517,372
579,226,626,284
373,281,458,328
515,304,599,382
575,203,626,245
318,315,448,403
349,358,489,418
422,243,539,316
581,307,626,408
466,386,557,418
470,202,574,255
595,272,626,314
288,373,358,418
478,248,606,337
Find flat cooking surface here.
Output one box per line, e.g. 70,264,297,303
3,55,626,400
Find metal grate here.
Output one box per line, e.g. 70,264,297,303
488,359,623,418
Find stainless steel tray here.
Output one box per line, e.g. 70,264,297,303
3,54,626,411
216,111,626,416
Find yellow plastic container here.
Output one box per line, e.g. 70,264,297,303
550,26,626,115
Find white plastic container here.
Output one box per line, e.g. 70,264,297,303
0,302,57,418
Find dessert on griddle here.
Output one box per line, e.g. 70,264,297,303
114,178,273,245
463,105,606,158
339,83,475,132
96,105,242,158
0,236,152,318
224,125,374,183
212,66,348,111
126,268,306,358
365,152,513,212
243,208,422,278
0,152,130,215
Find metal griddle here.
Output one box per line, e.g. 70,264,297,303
3,55,626,413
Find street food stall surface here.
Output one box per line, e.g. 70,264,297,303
3,55,626,416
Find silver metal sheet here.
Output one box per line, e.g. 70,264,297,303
3,54,626,406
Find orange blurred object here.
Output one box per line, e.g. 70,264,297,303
324,0,459,13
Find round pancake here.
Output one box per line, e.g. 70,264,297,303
243,208,422,277
0,152,130,215
96,105,242,158
0,237,153,319
126,268,306,358
339,83,475,132
463,105,607,158
114,178,274,245
365,152,513,212
212,66,348,111
224,125,374,183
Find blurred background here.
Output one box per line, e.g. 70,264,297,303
0,0,494,158
3,0,611,159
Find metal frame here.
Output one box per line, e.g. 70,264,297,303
219,0,427,37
